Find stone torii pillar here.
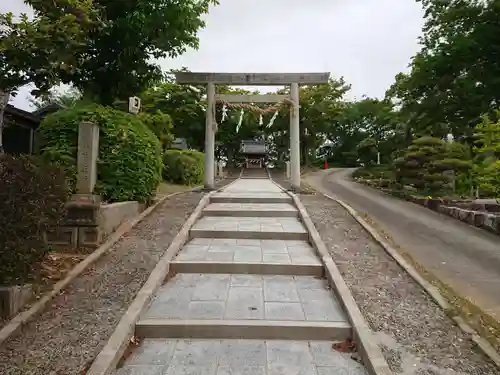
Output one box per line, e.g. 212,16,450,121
290,83,300,189
205,82,216,189
174,72,330,190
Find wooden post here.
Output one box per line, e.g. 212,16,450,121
290,83,300,189
205,82,216,189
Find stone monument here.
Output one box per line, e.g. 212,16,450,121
45,121,103,248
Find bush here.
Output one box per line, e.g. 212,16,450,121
477,160,500,197
0,154,70,286
38,103,163,203
163,149,204,185
182,149,205,167
137,110,174,150
352,164,394,180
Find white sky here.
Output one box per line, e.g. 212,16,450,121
2,0,424,111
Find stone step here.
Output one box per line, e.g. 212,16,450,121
171,238,322,276
190,217,308,241
136,319,351,341
116,339,368,375
139,274,349,341
171,262,323,276
203,202,298,217
211,192,292,204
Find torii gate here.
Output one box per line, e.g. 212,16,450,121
174,72,330,190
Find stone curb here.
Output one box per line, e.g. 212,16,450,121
268,178,392,375
321,192,500,369
292,195,392,375
0,187,201,349
86,178,240,375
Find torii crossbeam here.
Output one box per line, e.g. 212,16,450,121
174,72,330,190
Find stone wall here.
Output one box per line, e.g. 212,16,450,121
45,200,146,248
100,201,146,238
406,196,500,235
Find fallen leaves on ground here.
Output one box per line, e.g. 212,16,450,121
332,338,357,353
40,252,86,283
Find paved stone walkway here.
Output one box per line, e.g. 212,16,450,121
116,179,367,375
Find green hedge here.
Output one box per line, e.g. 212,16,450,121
477,160,500,197
38,104,163,203
0,154,70,286
163,149,204,185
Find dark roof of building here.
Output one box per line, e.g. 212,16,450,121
4,102,65,130
4,104,41,129
5,104,40,124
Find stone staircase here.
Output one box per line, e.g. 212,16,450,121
241,167,269,179
115,179,368,375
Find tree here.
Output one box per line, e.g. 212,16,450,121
265,78,350,166
0,1,97,153
141,73,207,150
63,0,218,105
472,112,500,196
297,79,350,165
394,136,450,194
137,110,174,151
319,97,402,167
393,136,471,196
29,87,83,110
386,0,500,143
214,87,263,166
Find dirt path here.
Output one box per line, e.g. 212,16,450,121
300,193,498,375
0,186,229,375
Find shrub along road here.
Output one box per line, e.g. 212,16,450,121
305,169,500,346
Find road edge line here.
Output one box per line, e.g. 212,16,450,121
321,192,500,369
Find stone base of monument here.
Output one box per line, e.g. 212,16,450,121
45,196,146,249
0,284,33,318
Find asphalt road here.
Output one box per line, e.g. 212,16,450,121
305,168,500,321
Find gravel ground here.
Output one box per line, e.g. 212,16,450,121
300,193,498,375
269,170,315,193
0,186,229,375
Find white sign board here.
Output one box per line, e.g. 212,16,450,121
129,96,141,114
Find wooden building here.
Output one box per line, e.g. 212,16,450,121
2,103,61,154
240,139,268,169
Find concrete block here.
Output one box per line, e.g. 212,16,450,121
170,262,323,277
44,226,78,247
135,320,352,341
218,340,267,367
0,284,32,318
188,301,226,319
217,366,265,375
264,302,305,320
225,287,264,320
100,201,144,238
116,366,165,375
125,339,177,365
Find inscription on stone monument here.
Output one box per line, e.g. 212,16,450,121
76,121,99,195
